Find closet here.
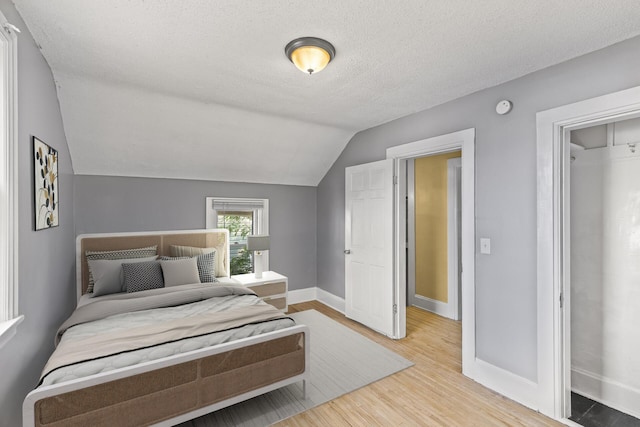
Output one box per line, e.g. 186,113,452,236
569,117,640,424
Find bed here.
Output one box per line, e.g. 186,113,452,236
22,229,310,427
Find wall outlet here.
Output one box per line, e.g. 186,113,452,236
480,238,491,254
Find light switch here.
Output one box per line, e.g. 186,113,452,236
480,238,491,254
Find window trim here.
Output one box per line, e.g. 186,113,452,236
0,10,20,345
205,197,269,273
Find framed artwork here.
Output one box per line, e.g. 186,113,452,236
33,136,59,230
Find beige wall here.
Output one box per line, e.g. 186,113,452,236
415,151,461,302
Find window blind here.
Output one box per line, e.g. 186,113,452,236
211,198,265,211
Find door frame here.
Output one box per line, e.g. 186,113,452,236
536,85,640,419
386,128,475,376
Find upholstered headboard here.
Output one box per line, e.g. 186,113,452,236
75,229,230,300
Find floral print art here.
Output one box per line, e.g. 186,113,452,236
33,136,58,230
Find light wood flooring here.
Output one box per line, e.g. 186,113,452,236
278,301,563,427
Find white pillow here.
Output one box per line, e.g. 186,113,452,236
160,257,201,287
88,256,158,297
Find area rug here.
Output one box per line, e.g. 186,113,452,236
179,309,414,426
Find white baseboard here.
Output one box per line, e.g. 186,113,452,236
572,367,640,419
472,358,539,411
412,295,454,319
288,287,317,305
559,419,583,427
316,288,345,313
288,287,345,314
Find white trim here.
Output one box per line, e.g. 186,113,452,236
559,419,583,427
386,128,475,377
572,367,640,419
287,287,317,304
411,295,453,318
393,157,408,339
205,197,269,273
473,358,539,410
0,315,23,350
536,84,640,419
0,10,19,325
561,127,572,417
316,287,345,314
406,159,417,308
447,157,462,321
288,287,346,314
387,129,470,159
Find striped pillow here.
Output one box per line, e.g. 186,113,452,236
85,245,158,293
159,251,217,283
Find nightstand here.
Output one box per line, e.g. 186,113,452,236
231,271,288,311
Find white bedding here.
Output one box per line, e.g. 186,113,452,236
42,286,293,387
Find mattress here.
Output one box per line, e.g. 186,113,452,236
41,284,294,387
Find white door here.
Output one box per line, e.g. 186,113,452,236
345,159,395,337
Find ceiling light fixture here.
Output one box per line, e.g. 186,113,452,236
285,37,335,75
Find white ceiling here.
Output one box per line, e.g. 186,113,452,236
13,0,640,186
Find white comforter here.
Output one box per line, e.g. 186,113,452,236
40,285,294,386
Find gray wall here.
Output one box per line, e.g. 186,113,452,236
3,5,639,423
74,175,317,290
317,35,640,383
0,2,76,426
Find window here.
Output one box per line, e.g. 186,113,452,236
205,197,269,275
0,10,20,347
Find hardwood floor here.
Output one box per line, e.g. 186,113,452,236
278,301,562,427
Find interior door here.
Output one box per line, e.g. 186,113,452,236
345,159,395,337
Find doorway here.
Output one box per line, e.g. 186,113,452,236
386,128,475,376
536,84,640,421
407,153,462,320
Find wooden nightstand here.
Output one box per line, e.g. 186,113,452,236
231,271,288,311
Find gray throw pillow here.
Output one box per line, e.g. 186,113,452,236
160,257,201,287
160,251,217,283
122,260,164,293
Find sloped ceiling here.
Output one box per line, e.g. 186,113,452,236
13,1,640,186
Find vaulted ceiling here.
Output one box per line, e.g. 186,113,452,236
14,1,640,185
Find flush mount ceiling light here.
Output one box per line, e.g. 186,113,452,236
285,37,335,75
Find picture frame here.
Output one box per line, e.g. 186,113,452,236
33,136,59,230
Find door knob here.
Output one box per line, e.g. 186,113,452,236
344,250,351,254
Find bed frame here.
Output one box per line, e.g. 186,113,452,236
23,229,310,427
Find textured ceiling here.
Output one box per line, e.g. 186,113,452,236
13,0,640,185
